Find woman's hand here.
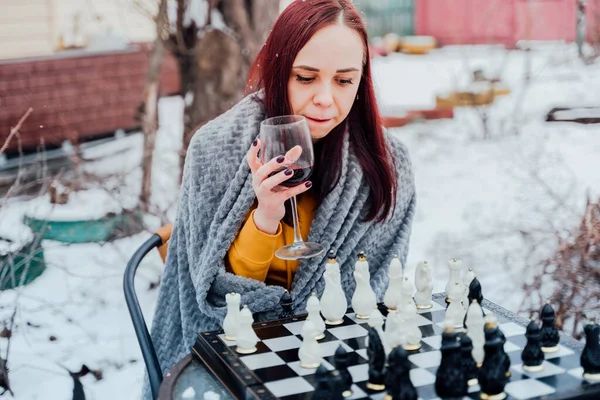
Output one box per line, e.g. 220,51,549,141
246,139,312,234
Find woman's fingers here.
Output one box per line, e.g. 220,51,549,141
279,181,312,201
246,139,261,173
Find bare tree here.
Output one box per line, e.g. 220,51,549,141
168,0,280,177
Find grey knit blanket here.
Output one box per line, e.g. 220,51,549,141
146,92,416,397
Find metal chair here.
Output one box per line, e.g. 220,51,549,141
124,224,172,399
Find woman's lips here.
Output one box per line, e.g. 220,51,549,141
305,116,332,124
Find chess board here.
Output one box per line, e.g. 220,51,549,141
192,294,600,400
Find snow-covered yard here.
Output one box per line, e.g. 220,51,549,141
1,43,599,399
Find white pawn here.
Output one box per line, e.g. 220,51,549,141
306,293,326,340
399,299,422,351
463,268,476,311
465,299,485,365
446,259,465,304
384,309,404,349
366,308,391,356
223,292,241,341
321,251,347,325
235,305,259,354
351,252,377,319
445,282,466,330
384,255,403,311
299,319,322,368
414,260,433,309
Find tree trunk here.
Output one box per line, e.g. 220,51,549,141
139,0,168,212
177,0,280,179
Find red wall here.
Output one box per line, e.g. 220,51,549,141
0,45,180,155
415,0,594,46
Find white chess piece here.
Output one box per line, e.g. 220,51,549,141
321,253,347,325
398,299,422,351
414,260,433,309
384,255,403,311
445,282,466,330
463,268,476,311
398,277,416,313
366,308,391,356
223,292,241,341
446,259,465,303
299,319,322,368
351,252,377,319
465,299,485,365
384,309,404,349
235,305,259,354
306,292,326,340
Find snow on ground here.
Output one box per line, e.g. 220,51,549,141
1,44,599,399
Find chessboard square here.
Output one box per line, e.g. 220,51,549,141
419,323,444,337
426,310,447,324
499,322,526,337
548,353,581,370
239,352,285,370
507,334,527,348
537,370,585,391
347,363,369,382
355,348,367,360
328,324,369,340
343,335,367,350
283,320,305,336
512,360,565,378
408,350,441,368
263,335,303,352
417,301,445,313
504,341,521,353
409,368,436,387
543,344,575,359
346,384,367,400
288,359,334,376
217,333,236,346
256,324,295,340
567,366,584,379
415,313,434,326
319,340,354,357
505,378,555,399
264,376,314,398
347,312,370,324
275,348,300,363
421,335,442,350
253,364,297,382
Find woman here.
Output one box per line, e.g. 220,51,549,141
148,0,416,390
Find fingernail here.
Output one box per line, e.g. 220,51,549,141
284,168,293,176
252,139,258,147
305,181,312,188
276,156,285,163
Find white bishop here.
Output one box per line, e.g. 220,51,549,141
351,252,377,319
223,292,241,341
320,251,347,325
306,293,326,340
383,255,403,311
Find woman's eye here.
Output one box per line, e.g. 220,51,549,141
338,78,354,85
295,75,314,83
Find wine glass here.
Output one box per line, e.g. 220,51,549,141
259,115,325,260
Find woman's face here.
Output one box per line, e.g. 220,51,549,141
287,24,364,140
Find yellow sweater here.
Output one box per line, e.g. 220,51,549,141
226,192,319,290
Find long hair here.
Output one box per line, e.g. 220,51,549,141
248,0,397,223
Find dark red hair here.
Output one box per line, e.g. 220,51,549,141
248,0,397,222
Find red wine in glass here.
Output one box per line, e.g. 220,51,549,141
268,165,313,188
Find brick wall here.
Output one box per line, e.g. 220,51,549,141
0,45,180,156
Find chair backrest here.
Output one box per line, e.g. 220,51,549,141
123,223,173,399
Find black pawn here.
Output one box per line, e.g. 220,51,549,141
497,328,511,376
279,290,295,319
435,327,467,398
460,334,479,386
540,303,560,352
385,346,418,400
334,345,353,397
366,327,386,391
479,321,510,398
312,365,331,399
521,320,545,371
581,323,600,380
468,277,484,306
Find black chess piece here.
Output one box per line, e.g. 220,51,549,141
334,345,353,398
497,327,511,377
467,277,484,306
522,319,545,372
479,319,510,399
581,323,600,381
460,334,479,386
540,303,560,352
385,346,417,400
366,326,386,391
312,364,331,399
435,327,467,398
279,290,295,319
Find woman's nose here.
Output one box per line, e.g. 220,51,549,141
313,84,333,108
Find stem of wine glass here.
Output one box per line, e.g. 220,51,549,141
289,195,304,246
